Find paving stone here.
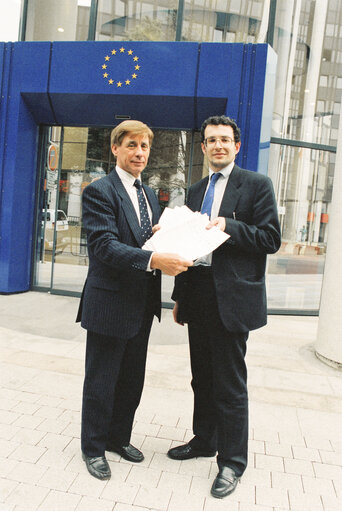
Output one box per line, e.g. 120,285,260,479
321,494,342,511
204,497,239,510
12,401,41,415
302,474,336,496
113,504,146,511
34,405,64,420
157,471,191,493
68,472,108,498
239,505,272,511
8,443,46,463
157,425,186,442
319,449,342,466
249,439,265,454
255,453,284,472
0,439,19,458
133,421,160,437
152,414,179,427
271,471,303,492
11,426,46,446
126,465,161,488
37,466,78,491
140,436,172,454
36,418,70,434
6,460,47,484
0,424,19,441
0,478,18,501
188,475,211,497
292,445,321,462
253,428,279,443
75,496,114,511
134,486,172,510
305,435,333,451
288,489,324,510
168,491,205,511
255,485,289,508
0,456,18,478
149,452,181,473
265,441,292,458
313,462,342,479
284,458,315,476
179,458,212,478
38,448,73,470
38,432,73,451
242,466,271,487
5,481,49,510
37,489,81,510
0,410,20,425
101,481,139,504
12,414,44,429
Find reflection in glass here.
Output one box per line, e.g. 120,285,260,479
96,0,178,41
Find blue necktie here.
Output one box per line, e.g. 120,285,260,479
201,172,222,218
134,179,153,242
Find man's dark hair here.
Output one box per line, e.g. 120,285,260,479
200,115,241,144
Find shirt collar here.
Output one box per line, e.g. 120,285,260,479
116,165,138,187
208,161,235,180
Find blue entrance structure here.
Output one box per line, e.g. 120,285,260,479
0,41,276,293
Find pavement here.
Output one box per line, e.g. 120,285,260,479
0,291,341,511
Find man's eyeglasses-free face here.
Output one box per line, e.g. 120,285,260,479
204,136,235,147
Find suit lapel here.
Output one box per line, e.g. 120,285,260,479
188,176,209,211
218,165,243,217
108,169,145,247
143,184,160,225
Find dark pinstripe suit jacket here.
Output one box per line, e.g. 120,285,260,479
76,168,161,339
173,165,281,333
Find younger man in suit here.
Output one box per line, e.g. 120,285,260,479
77,120,192,480
168,115,281,498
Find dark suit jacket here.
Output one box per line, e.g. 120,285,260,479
173,165,281,333
76,168,161,339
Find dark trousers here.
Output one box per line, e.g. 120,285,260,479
186,267,249,477
81,309,154,457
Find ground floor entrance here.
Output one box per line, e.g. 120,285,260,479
32,125,325,313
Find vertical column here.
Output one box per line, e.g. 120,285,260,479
315,117,342,367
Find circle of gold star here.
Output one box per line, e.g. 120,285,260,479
101,47,141,87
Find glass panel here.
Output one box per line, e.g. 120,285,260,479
181,0,269,43
96,0,178,41
267,143,333,311
0,0,21,41
25,0,91,41
34,126,197,300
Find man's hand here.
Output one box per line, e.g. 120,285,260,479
173,301,184,325
150,253,193,276
152,223,161,234
206,216,226,231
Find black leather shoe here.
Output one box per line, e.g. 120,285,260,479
107,443,144,463
167,442,216,460
82,453,111,480
210,467,239,498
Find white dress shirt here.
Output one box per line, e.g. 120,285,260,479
195,161,235,266
116,166,153,271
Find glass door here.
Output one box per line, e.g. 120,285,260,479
33,126,202,301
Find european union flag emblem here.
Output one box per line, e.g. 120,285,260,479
101,46,141,89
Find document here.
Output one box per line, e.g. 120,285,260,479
143,206,230,260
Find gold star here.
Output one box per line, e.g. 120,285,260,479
120,47,125,53
103,72,108,78
125,79,131,85
133,56,139,61
105,56,110,61
135,65,140,70
128,50,133,55
117,81,122,87
102,64,107,69
111,49,117,55
109,79,113,84
132,73,137,79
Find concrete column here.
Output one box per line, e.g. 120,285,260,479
315,113,342,368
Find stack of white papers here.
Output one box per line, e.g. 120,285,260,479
143,205,230,260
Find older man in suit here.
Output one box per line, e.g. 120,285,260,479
167,115,281,498
77,120,192,480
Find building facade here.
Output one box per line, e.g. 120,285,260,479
1,0,341,314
